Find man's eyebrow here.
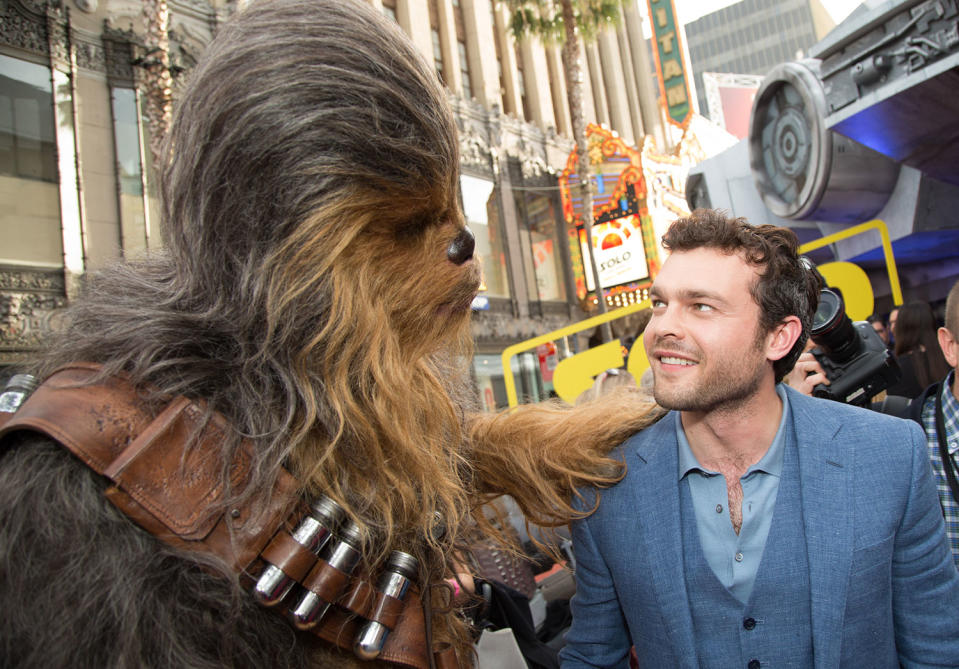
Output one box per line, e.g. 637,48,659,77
651,286,729,304
682,289,725,301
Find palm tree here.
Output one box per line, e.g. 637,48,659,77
501,0,628,343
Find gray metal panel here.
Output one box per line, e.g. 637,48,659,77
810,0,959,184
810,0,916,60
828,57,959,185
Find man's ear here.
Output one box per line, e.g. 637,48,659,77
938,326,958,369
766,316,803,363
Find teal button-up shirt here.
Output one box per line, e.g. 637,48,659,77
677,384,790,604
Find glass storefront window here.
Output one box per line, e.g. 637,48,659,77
0,54,61,265
458,40,472,99
517,191,567,302
473,351,551,411
0,56,56,182
461,174,509,298
474,353,507,412
111,87,149,255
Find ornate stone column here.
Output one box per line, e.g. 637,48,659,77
545,44,571,136
436,0,462,94
597,25,634,144
460,0,500,108
518,33,556,131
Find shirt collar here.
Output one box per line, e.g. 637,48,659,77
677,384,790,480
940,370,959,455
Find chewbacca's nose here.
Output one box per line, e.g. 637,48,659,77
447,227,475,265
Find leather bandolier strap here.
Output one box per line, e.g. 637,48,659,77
0,363,457,669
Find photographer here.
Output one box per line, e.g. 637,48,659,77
784,257,903,406
783,339,830,396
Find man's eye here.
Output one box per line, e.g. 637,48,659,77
651,299,665,308
693,303,714,312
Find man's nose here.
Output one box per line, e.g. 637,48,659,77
649,306,681,339
447,226,475,265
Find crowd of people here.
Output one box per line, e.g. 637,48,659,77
0,1,958,668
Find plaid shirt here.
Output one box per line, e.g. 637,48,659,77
922,370,959,569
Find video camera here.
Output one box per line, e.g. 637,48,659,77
807,275,901,407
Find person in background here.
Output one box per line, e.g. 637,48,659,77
889,306,900,347
782,338,829,397
868,313,890,346
576,368,637,405
886,301,951,399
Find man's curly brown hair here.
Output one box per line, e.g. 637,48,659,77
662,209,821,380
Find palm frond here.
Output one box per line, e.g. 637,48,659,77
499,0,625,43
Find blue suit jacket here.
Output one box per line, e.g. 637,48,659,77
560,387,959,668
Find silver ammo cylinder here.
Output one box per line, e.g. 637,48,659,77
289,520,364,630
0,374,38,413
253,495,345,606
353,550,419,660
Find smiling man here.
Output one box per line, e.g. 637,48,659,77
560,210,959,669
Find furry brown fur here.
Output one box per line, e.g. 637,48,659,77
0,1,662,666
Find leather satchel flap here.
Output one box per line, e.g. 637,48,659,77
103,396,249,540
470,539,537,599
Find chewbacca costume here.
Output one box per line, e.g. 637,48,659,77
0,1,661,667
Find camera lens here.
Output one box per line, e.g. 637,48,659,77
810,289,859,363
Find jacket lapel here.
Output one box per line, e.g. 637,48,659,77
628,414,698,667
789,389,853,669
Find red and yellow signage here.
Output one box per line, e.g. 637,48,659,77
558,124,660,303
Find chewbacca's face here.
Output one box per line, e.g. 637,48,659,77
373,208,482,352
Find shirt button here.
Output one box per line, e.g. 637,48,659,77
735,552,744,562
748,660,761,669
743,617,756,630
716,504,723,513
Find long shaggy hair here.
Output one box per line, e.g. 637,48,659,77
893,301,950,387
1,0,662,665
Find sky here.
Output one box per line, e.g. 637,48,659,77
674,0,864,25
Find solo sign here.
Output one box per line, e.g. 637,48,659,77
647,0,693,127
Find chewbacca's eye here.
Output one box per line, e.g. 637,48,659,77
395,214,434,240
